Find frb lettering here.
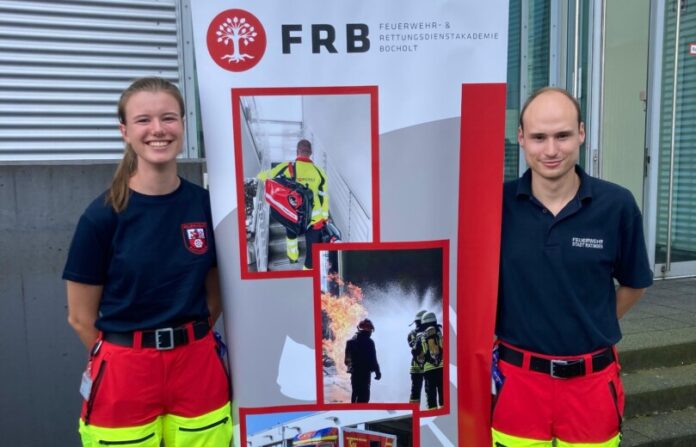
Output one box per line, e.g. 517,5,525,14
282,24,370,54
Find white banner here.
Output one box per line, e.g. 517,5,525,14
191,2,508,446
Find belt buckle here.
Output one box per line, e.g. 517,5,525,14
550,359,571,379
550,358,582,379
155,328,175,350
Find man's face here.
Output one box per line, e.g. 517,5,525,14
518,91,585,183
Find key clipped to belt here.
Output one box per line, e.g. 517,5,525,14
491,346,505,395
214,331,227,359
79,339,102,400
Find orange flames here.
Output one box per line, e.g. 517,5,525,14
322,274,368,376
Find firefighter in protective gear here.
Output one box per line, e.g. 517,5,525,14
345,318,381,403
257,139,329,269
408,310,427,404
417,312,444,409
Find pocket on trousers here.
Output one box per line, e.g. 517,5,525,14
210,339,232,400
490,374,507,423
176,416,232,447
97,432,158,446
84,358,108,425
608,379,623,429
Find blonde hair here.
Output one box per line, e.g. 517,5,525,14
105,77,185,212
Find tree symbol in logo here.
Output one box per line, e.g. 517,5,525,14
217,16,257,63
207,9,267,72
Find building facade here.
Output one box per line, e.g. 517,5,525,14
2,0,693,278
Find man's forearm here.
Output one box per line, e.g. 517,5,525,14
616,286,646,319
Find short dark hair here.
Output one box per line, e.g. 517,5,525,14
297,139,312,154
519,87,582,130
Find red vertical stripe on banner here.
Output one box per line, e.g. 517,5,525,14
457,83,506,447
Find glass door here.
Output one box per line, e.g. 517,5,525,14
652,0,696,277
598,0,650,207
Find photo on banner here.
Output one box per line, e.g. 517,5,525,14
232,87,380,279
314,241,449,415
242,404,418,447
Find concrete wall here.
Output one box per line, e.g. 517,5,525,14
0,161,205,446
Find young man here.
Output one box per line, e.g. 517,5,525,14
492,87,653,447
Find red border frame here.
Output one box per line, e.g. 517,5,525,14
231,86,381,280
312,240,450,417
240,403,420,447
456,83,506,447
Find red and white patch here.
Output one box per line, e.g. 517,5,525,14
182,222,209,254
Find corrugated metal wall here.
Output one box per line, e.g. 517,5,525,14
0,0,189,160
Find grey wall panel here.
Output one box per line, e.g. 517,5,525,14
0,0,184,160
0,161,206,446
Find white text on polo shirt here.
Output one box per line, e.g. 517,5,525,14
572,237,604,249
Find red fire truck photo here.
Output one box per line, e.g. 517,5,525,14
292,426,397,447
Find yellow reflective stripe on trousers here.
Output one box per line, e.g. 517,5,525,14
79,403,232,447
286,237,299,260
492,428,552,447
556,434,621,447
79,416,163,446
163,402,232,447
492,429,621,447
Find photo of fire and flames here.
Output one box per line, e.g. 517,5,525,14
320,246,445,410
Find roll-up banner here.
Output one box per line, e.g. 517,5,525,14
190,2,508,446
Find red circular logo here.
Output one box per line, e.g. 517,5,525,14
207,9,267,72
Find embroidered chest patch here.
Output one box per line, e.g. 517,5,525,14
571,237,604,249
182,222,209,254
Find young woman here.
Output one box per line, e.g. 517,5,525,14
63,77,231,446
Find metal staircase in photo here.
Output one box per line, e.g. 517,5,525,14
267,219,307,271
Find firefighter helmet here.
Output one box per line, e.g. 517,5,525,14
409,309,428,326
421,312,438,325
357,318,375,332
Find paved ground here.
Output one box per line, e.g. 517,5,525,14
618,276,696,446
619,277,696,339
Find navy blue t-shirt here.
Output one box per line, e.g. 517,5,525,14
63,178,217,332
496,166,653,355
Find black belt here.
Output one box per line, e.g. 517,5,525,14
498,344,615,379
102,320,210,350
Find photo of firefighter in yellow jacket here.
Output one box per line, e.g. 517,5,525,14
258,139,329,270
408,310,427,404
416,311,444,410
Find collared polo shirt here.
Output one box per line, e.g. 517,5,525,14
63,178,216,332
496,166,653,355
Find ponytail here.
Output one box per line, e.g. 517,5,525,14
105,144,137,212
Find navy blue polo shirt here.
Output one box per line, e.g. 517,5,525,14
63,178,216,332
496,166,653,355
